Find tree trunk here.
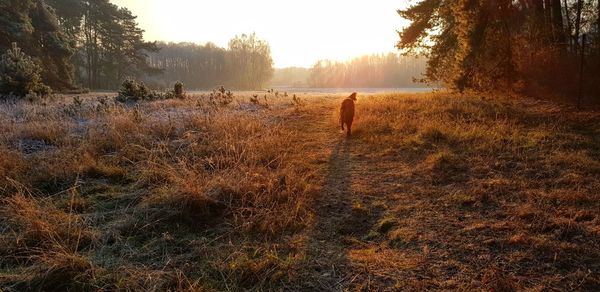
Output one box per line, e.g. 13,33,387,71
544,0,552,21
532,0,551,42
597,0,600,37
574,0,583,50
563,0,572,49
551,0,565,43
597,0,599,65
533,0,545,17
92,27,98,89
84,13,92,89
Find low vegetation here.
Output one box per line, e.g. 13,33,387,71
116,79,187,102
338,94,600,290
0,92,598,290
0,92,317,290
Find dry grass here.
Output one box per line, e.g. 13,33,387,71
333,93,600,290
0,91,598,290
0,94,318,291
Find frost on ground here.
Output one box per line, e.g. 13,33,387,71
0,92,599,291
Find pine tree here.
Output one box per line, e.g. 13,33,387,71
46,0,160,89
0,0,74,90
396,0,597,95
0,43,50,97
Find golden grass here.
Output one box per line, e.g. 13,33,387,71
0,91,598,290
340,93,600,290
0,94,318,290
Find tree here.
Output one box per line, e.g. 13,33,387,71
146,42,228,89
144,36,274,90
551,0,566,43
226,33,273,89
271,67,310,87
307,53,427,88
397,0,599,97
45,0,85,37
31,0,75,89
574,0,584,50
45,0,160,89
0,0,74,90
0,43,50,97
97,6,160,88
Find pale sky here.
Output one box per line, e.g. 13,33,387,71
110,0,411,68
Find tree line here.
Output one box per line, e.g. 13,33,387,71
0,0,274,93
306,53,428,88
145,33,273,90
270,67,311,88
398,0,600,101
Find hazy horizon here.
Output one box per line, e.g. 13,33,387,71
110,0,410,68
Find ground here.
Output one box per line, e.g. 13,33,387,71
0,92,599,291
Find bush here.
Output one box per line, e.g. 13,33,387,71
117,79,187,102
174,81,184,97
117,78,149,101
291,94,305,108
0,43,51,98
208,86,234,107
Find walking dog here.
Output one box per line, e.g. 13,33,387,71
340,92,357,136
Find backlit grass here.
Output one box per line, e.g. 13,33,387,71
1,92,598,290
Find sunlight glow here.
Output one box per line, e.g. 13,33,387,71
110,0,410,68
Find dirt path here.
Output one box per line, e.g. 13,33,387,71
287,101,394,291
287,100,449,291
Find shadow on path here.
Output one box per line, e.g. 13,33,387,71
324,138,353,200
296,138,354,291
287,103,388,291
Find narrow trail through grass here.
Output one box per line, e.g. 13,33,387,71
296,105,358,290
288,101,397,290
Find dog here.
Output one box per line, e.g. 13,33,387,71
340,92,357,137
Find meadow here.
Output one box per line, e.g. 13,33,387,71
0,91,598,291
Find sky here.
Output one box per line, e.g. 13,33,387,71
110,0,411,68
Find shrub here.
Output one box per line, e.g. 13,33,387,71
0,43,51,98
248,94,270,109
208,86,234,107
117,78,148,101
117,79,188,102
174,81,184,97
291,94,305,108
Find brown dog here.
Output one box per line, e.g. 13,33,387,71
340,92,357,136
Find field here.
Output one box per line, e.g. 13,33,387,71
0,91,599,291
